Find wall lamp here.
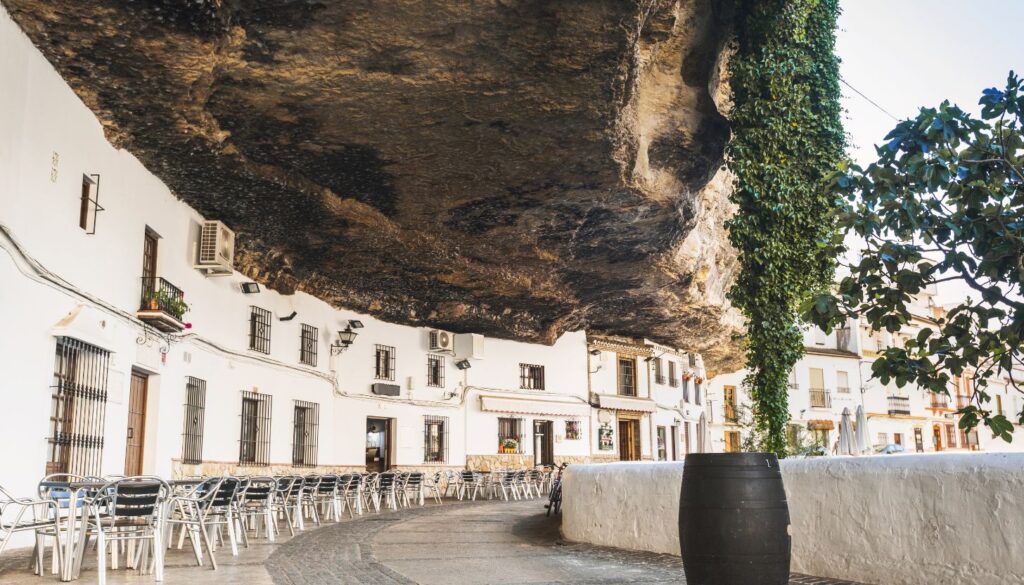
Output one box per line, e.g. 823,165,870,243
241,282,261,294
330,326,359,355
455,359,472,370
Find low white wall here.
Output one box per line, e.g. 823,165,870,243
561,454,1024,585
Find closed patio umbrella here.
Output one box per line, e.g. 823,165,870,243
838,407,855,456
855,404,870,454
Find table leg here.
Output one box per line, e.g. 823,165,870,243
60,491,78,582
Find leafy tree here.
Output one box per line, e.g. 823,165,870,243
806,73,1024,442
727,0,845,457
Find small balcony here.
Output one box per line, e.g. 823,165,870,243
930,394,952,410
956,394,971,409
809,388,832,409
138,277,188,332
887,396,911,416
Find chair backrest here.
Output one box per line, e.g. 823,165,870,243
242,477,275,502
100,478,168,520
211,477,240,507
460,470,475,483
317,475,338,493
405,472,423,487
378,473,396,488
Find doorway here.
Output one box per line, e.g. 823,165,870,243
533,420,554,466
670,425,679,460
124,371,149,476
913,427,924,453
366,417,392,472
617,417,641,461
932,424,943,451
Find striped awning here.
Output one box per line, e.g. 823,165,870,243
596,394,658,413
479,396,591,417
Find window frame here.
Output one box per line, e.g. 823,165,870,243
424,415,449,463
617,356,637,396
374,344,396,381
249,306,272,354
426,353,445,388
299,324,318,367
519,363,545,390
239,391,272,466
181,376,206,465
498,417,524,454
292,400,319,467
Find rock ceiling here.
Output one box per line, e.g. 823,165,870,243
4,0,744,373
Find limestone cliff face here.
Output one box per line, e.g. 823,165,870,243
3,0,743,373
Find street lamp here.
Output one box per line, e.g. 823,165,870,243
331,326,359,355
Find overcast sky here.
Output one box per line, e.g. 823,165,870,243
836,0,1024,304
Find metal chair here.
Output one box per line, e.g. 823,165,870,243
81,477,171,585
164,476,241,570
237,476,277,543
313,475,342,522
0,484,63,576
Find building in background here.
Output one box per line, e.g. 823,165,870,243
707,289,1024,454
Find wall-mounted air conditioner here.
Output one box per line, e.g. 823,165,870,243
429,329,454,352
195,220,235,276
454,333,485,360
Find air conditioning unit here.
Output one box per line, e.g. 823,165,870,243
195,220,235,275
429,329,454,352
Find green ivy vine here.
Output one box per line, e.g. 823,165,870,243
726,0,845,457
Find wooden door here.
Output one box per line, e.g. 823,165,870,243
124,371,148,476
932,424,943,451
617,418,640,461
533,420,554,466
914,427,924,452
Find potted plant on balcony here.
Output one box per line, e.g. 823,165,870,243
500,438,518,454
168,296,190,321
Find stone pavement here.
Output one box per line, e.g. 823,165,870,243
0,498,871,585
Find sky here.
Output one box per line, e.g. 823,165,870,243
835,0,1024,305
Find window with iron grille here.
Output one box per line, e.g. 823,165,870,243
617,356,636,396
424,415,449,463
498,417,524,454
654,358,665,384
239,391,272,465
249,306,272,354
519,364,545,390
299,324,318,367
668,361,678,387
47,337,110,476
292,400,319,467
181,377,206,465
426,353,445,387
375,344,396,380
565,420,581,440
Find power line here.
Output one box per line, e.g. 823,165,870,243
840,76,900,122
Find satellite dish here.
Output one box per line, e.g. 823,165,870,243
597,409,613,424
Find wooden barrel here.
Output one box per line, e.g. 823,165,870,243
678,453,791,585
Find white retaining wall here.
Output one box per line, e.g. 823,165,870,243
561,454,1024,585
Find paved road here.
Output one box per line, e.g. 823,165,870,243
266,499,867,585
0,498,868,584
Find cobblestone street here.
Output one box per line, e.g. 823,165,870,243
0,499,872,585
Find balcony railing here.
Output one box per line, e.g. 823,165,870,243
956,394,971,409
138,276,187,332
887,395,911,416
930,394,951,409
809,388,831,409
836,386,851,394
655,373,666,385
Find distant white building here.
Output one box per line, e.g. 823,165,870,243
707,289,1024,454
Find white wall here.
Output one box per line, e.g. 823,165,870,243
562,455,1024,585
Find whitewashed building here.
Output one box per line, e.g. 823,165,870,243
586,337,706,462
707,289,1024,454
0,4,709,523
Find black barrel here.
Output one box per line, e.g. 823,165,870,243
679,453,791,585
